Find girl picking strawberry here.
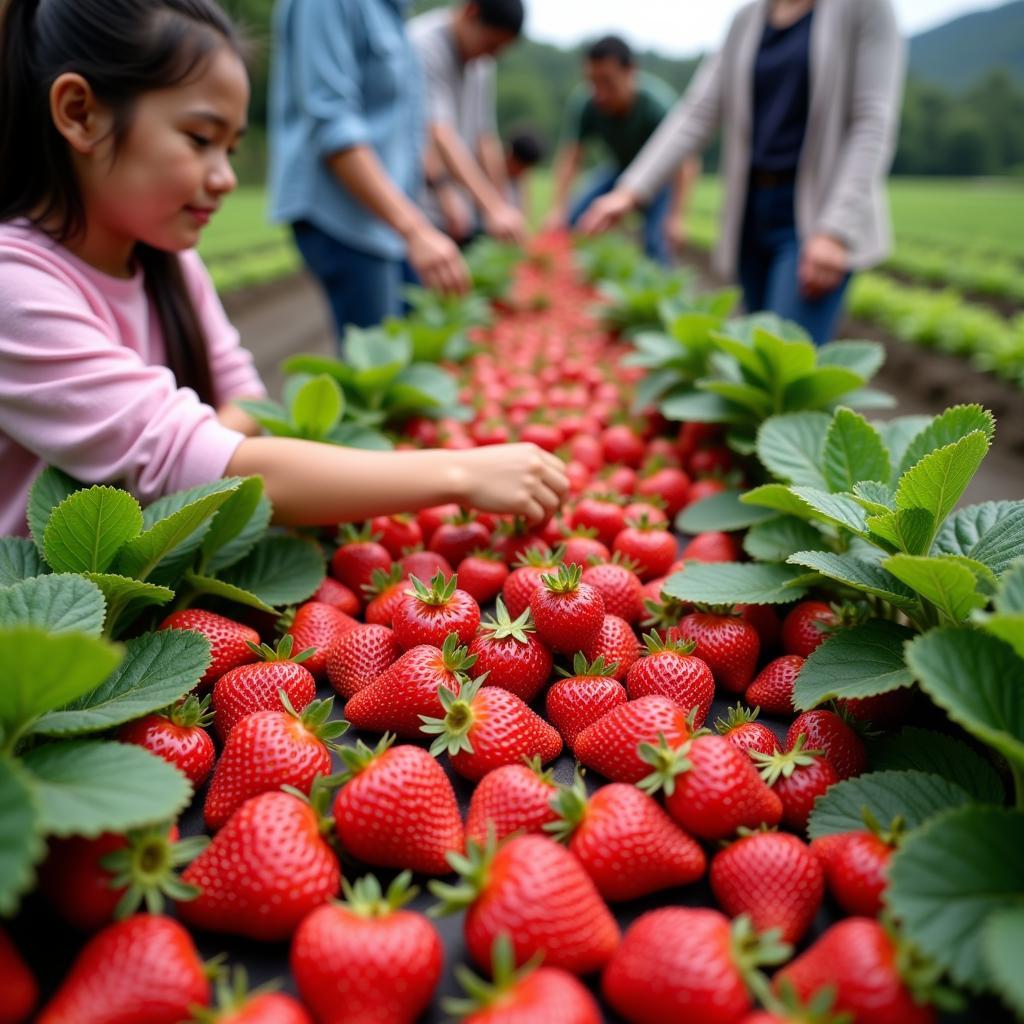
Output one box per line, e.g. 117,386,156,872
0,0,568,536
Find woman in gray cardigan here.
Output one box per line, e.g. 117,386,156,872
579,0,905,345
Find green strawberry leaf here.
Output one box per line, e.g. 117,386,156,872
883,554,989,624
235,398,294,437
740,484,817,519
26,466,84,557
216,535,325,608
662,561,810,606
974,560,1024,658
865,507,935,556
0,574,107,636
32,629,210,737
204,488,273,574
852,479,896,514
326,423,394,450
887,806,1024,992
783,366,866,411
934,501,1024,578
816,339,885,379
876,416,932,479
43,486,143,575
895,404,996,480
82,574,174,638
659,390,746,424
0,628,123,740
288,373,345,439
905,628,1024,769
388,363,460,415
867,728,1005,805
742,517,825,563
788,488,870,536
822,408,891,494
675,490,778,534
807,768,972,840
21,739,193,838
181,572,275,614
785,551,919,609
0,538,48,587
756,412,830,488
0,758,44,916
792,619,917,710
984,909,1024,1018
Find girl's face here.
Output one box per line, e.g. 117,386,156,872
75,45,249,267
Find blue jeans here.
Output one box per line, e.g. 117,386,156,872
738,182,851,346
569,167,673,266
292,221,403,342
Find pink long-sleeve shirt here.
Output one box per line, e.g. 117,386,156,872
0,220,267,538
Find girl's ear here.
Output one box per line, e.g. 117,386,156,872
49,72,114,154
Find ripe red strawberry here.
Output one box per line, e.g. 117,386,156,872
465,758,559,846
202,967,313,1023
676,421,720,463
686,476,728,505
0,926,37,1024
636,466,690,518
602,424,646,468
569,495,626,547
521,421,563,451
836,689,915,728
626,631,715,726
613,517,677,580
399,547,454,582
392,571,481,650
682,530,743,563
546,777,705,901
331,522,394,592
417,502,462,543
37,914,210,1023
786,709,867,780
581,558,644,624
431,834,620,975
574,695,690,783
502,547,563,618
754,737,840,833
546,655,628,753
781,600,839,657
529,564,605,654
117,693,215,787
281,600,358,677
640,733,784,840
582,614,641,681
491,518,551,565
710,831,824,943
158,609,259,689
468,599,553,702
431,512,493,566
180,789,340,940
344,634,476,738
714,704,780,757
622,500,669,527
211,635,316,742
204,696,347,830
745,655,804,716
602,908,790,1024
599,464,638,496
445,934,602,1023
811,821,898,916
360,565,407,627
560,529,610,569
689,444,733,478
421,676,563,781
456,551,509,605
326,623,399,700
292,872,443,1024
677,610,761,693
311,576,362,615
739,603,783,652
370,513,423,558
332,735,464,875
38,825,205,932
775,917,938,1024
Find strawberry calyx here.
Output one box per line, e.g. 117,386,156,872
752,734,826,786
429,832,499,916
335,733,398,781
640,629,697,656
419,676,490,758
406,571,461,607
760,978,855,1024
360,564,404,600
244,633,314,665
281,772,342,836
884,917,964,1013
466,547,505,564
555,651,619,679
336,521,382,545
641,595,689,630
479,598,536,643
99,823,209,920
543,771,590,843
728,914,793,1010
861,806,905,847
520,753,556,785
622,512,665,532
560,523,599,540
636,733,694,797
539,562,585,595
278,691,350,751
512,544,564,570
691,602,743,617
339,870,419,919
443,933,545,1019
188,966,282,1021
714,702,765,735
165,693,214,729
437,632,479,675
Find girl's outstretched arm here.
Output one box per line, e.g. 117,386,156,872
226,438,569,527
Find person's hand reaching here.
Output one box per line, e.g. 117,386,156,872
450,444,569,525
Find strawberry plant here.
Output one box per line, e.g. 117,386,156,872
390,286,492,363
463,237,524,302
598,262,701,336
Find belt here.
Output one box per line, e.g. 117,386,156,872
749,169,798,189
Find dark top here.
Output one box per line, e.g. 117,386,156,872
750,9,813,173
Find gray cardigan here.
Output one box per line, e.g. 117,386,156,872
620,0,905,276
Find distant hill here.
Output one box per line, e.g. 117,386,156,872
908,1,1024,92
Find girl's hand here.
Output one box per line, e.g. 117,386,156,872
578,188,637,236
407,222,471,295
799,234,848,299
452,444,570,524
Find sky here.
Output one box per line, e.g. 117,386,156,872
526,1,1003,56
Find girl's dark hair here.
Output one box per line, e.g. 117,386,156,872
0,0,245,406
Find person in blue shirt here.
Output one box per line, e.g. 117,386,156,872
269,0,469,338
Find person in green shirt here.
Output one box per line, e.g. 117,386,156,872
544,35,700,265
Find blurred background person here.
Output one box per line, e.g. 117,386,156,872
411,0,527,247
545,34,701,265
580,0,906,345
268,0,469,340
504,129,546,223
